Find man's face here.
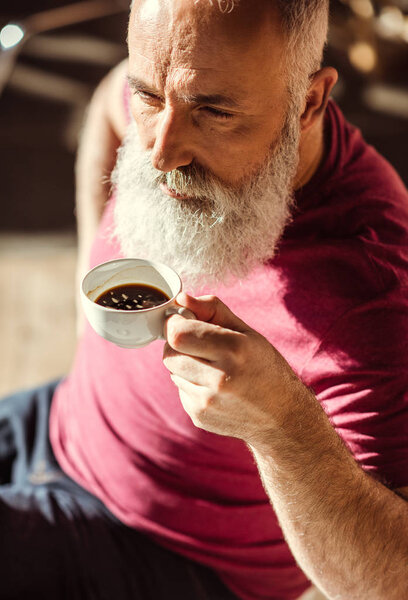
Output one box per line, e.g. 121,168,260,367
113,0,303,287
127,0,291,187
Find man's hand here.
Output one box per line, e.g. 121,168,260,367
163,292,306,444
164,294,408,600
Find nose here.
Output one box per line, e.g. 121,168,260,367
150,106,194,172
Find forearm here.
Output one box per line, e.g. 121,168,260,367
249,384,408,600
75,66,126,333
164,295,408,598
75,81,121,271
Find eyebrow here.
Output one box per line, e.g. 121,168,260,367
127,75,241,109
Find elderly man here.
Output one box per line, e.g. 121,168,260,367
1,1,408,599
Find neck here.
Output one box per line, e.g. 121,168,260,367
294,116,325,191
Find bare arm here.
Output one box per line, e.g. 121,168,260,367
75,59,128,334
249,396,408,600
163,293,408,600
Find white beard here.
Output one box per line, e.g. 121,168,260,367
112,111,300,289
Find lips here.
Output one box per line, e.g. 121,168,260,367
159,182,191,200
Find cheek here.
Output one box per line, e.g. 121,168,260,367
205,127,271,182
231,113,285,157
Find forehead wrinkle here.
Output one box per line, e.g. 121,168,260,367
129,2,284,86
163,66,244,107
134,47,229,73
164,67,198,100
129,1,289,116
134,50,155,64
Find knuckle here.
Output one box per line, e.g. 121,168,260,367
191,415,205,430
214,370,231,393
190,393,218,429
168,330,184,349
191,407,207,428
196,393,216,417
204,392,217,409
225,335,248,368
229,335,247,368
204,294,222,312
167,319,187,349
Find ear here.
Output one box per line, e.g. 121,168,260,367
300,67,338,132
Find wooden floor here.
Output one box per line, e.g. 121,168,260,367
0,234,77,397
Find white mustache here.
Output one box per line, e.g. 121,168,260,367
137,155,242,210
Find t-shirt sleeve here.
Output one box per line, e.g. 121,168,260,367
300,286,408,489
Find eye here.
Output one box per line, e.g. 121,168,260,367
201,106,234,120
134,90,162,104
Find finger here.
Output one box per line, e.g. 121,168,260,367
170,374,210,429
165,313,246,361
176,292,250,332
163,344,228,388
170,373,204,396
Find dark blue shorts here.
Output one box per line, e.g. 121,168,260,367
0,381,238,600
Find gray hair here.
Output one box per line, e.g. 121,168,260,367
276,0,329,102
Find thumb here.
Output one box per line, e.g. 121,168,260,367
176,292,249,333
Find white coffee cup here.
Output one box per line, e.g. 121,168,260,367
81,258,195,348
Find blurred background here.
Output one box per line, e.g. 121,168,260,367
0,0,407,395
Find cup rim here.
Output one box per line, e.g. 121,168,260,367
81,258,182,314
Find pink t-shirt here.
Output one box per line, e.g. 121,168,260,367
50,99,408,600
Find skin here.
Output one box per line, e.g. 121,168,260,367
164,294,408,600
124,1,408,598
127,0,336,190
75,60,129,334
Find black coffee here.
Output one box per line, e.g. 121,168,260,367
95,283,170,310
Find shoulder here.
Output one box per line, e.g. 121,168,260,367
96,58,129,142
323,100,408,204
279,101,408,355
291,101,408,274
